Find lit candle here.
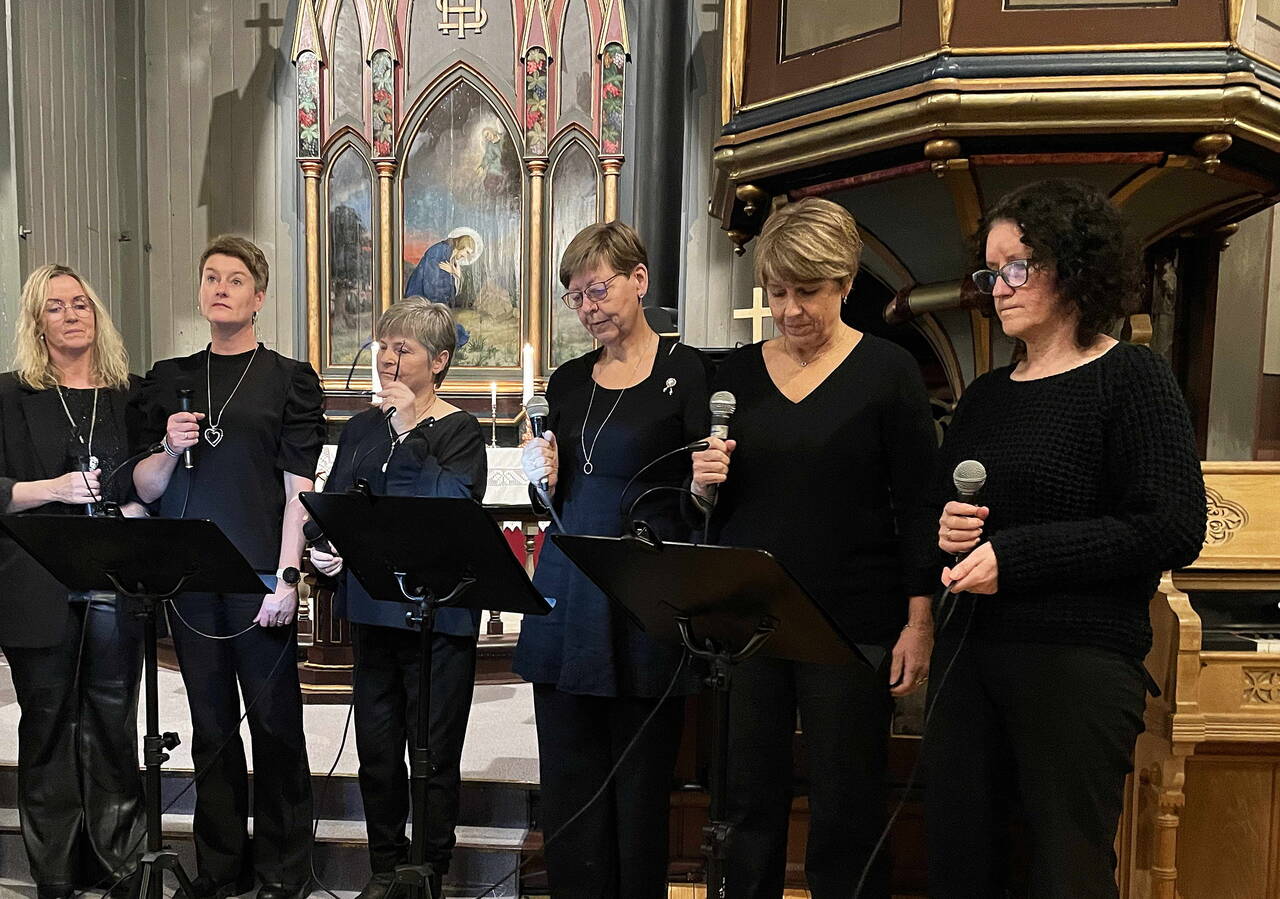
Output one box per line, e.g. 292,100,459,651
370,340,383,405
490,380,497,409
522,343,534,403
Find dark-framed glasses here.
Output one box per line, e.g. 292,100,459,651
971,259,1031,294
562,271,625,310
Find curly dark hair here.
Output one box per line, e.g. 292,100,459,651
976,179,1138,347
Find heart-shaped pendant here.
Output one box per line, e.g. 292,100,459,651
204,426,224,447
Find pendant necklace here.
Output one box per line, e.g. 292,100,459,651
204,343,260,447
55,385,99,469
580,337,652,475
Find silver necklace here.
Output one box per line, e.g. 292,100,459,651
55,385,99,469
579,340,651,475
204,343,260,447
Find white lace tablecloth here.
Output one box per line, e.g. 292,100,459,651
315,444,531,507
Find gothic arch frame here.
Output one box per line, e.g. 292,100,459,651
323,0,373,138
394,66,530,374
320,131,380,377
542,127,602,363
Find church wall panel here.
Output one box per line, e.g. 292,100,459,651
12,0,138,339
144,0,300,363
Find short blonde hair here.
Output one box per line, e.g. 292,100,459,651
754,198,862,288
376,298,457,387
200,235,270,294
14,264,131,390
558,221,648,289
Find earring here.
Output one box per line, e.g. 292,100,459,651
252,310,258,324
39,333,45,341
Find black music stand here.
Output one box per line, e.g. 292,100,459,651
552,533,874,899
301,491,551,899
0,514,268,899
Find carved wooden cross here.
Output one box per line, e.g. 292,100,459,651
245,3,284,48
733,287,772,343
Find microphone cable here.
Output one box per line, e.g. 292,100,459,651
472,650,690,899
308,693,357,899
77,626,299,898
850,588,976,899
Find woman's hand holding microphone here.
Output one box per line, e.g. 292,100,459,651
521,431,559,494
690,437,736,501
938,501,999,595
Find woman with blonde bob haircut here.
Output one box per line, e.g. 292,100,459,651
1,264,149,898
692,197,938,898
310,299,486,899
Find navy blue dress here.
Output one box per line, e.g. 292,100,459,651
513,337,711,698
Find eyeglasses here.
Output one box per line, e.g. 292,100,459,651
44,299,93,317
971,259,1032,294
562,272,625,310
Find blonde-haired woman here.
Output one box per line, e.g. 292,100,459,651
309,299,486,899
691,198,938,898
0,264,148,898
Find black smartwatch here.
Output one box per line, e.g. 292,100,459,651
275,566,301,587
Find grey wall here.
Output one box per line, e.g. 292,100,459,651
142,0,301,363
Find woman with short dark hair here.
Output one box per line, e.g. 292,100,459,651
517,221,711,897
310,298,486,899
132,235,325,899
925,179,1207,897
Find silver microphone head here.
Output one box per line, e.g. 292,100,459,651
952,459,987,499
709,390,736,418
525,394,550,420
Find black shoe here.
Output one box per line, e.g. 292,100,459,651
176,873,255,899
356,872,395,899
104,869,140,898
257,882,311,899
36,886,73,899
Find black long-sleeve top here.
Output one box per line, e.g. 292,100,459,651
936,341,1207,659
324,405,487,637
707,335,940,648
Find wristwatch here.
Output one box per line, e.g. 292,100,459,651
275,566,301,587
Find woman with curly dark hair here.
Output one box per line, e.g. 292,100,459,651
924,179,1206,897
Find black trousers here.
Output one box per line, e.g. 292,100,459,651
167,593,313,886
723,654,894,899
532,686,686,899
350,623,477,876
924,638,1148,899
2,598,144,894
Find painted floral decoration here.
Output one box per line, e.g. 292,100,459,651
372,50,394,157
297,51,321,158
600,42,624,155
524,47,548,157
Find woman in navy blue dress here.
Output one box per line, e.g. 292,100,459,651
516,222,710,897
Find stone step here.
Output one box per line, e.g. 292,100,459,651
0,809,527,897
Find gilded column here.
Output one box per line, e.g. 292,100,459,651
302,161,323,370
601,159,622,222
600,42,626,223
527,158,547,375
376,161,396,311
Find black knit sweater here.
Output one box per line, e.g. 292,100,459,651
937,342,1206,659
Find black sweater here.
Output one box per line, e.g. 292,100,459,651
708,336,939,648
937,342,1206,658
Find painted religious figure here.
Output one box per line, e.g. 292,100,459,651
402,81,522,368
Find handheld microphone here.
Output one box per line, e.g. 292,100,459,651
702,390,737,506
177,388,195,470
938,459,988,627
77,455,97,517
303,519,334,554
525,394,551,492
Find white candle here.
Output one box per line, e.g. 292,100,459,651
370,340,383,405
490,380,497,409
522,343,534,403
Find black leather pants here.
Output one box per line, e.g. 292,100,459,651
3,597,145,894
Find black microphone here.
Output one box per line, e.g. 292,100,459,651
525,394,551,492
177,388,195,470
77,455,97,517
303,519,334,554
702,390,736,506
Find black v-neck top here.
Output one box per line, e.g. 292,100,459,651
707,335,939,647
130,344,326,571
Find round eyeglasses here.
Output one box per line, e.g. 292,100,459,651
562,272,625,310
971,259,1031,294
